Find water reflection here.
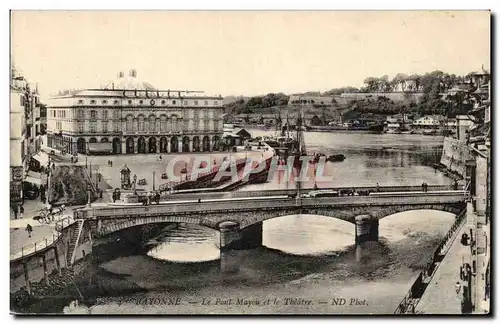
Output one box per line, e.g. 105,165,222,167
147,224,220,263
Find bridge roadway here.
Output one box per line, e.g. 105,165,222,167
79,190,467,225
162,184,457,201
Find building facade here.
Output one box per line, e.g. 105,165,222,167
10,64,44,205
46,70,224,155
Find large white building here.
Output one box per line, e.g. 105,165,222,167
46,70,224,155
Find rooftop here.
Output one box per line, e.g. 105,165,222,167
103,69,156,91
51,69,222,99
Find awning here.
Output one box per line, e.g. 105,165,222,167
32,152,49,165
24,175,42,186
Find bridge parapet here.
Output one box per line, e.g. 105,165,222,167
79,191,468,221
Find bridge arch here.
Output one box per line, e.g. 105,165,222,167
237,203,466,230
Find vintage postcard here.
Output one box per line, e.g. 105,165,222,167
9,10,491,315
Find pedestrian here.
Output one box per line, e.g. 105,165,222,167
110,160,113,167
421,182,425,192
52,163,55,170
19,205,24,219
376,182,380,192
13,206,18,219
25,224,33,238
424,182,428,192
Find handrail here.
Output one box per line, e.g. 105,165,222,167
10,216,76,262
394,208,467,314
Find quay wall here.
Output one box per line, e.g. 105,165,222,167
440,137,473,177
10,222,92,294
340,92,425,102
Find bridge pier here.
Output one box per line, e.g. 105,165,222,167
219,221,262,250
355,215,379,245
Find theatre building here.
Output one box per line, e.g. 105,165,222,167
46,70,224,155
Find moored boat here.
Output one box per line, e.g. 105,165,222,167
327,154,346,162
423,129,436,135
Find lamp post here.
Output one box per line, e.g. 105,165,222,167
85,143,88,169
153,171,156,191
86,184,91,207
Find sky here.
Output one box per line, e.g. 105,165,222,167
11,11,490,100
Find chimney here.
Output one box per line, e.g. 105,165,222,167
130,69,137,78
118,71,124,78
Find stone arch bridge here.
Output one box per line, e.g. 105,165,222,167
76,190,468,250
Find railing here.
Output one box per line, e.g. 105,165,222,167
168,157,248,189
85,191,467,219
10,216,76,262
394,208,468,314
11,232,61,261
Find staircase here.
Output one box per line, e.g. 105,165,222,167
66,219,85,267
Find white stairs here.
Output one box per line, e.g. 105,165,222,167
67,219,85,267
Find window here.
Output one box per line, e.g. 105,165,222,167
102,110,108,119
126,116,134,132
204,120,210,131
113,110,120,119
214,101,219,105
149,116,156,132
77,122,84,133
183,100,188,106
102,100,108,104
204,100,208,105
78,100,84,104
139,100,144,104
77,109,85,119
161,100,166,105
113,121,120,132
114,100,119,105
160,116,167,132
102,121,108,133
56,121,62,131
171,117,178,132
90,100,96,104
90,110,97,119
213,120,219,132
172,100,176,105
194,100,199,105
89,121,97,133
128,100,133,105
138,115,144,132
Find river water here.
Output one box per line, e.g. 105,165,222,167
53,132,455,314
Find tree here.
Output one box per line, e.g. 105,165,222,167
363,77,379,92
392,73,409,91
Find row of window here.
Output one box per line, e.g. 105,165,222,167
76,120,221,133
76,109,219,120
78,99,220,106
51,109,69,118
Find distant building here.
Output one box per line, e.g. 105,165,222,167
288,95,335,106
223,124,251,146
46,70,224,155
412,115,443,128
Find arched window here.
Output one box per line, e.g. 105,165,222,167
171,116,178,132
138,115,145,132
126,115,134,132
160,115,167,132
149,115,156,132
